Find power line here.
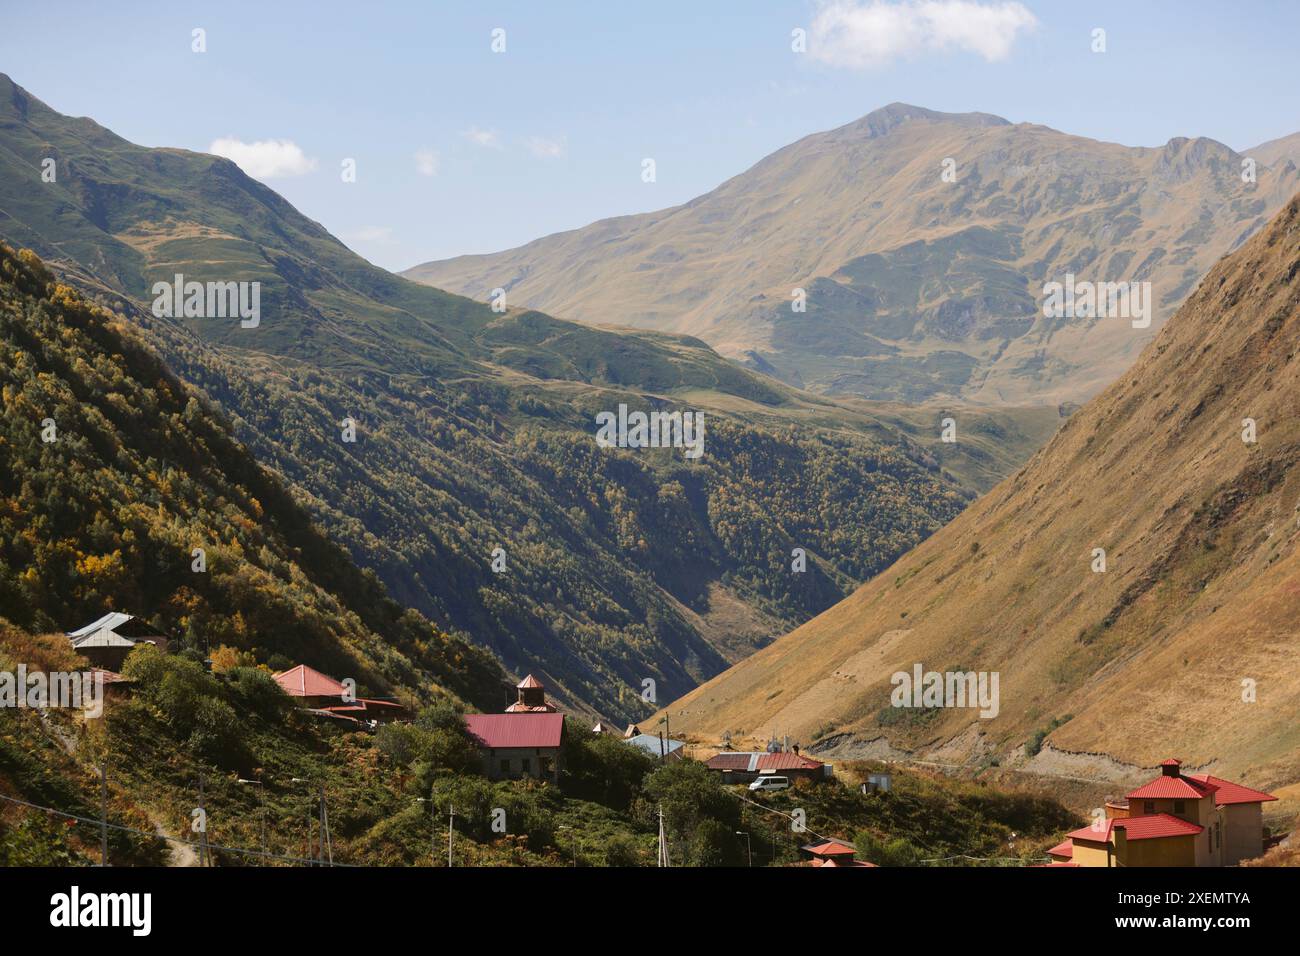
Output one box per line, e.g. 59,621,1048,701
0,790,354,866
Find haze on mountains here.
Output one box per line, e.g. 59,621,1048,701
408,104,1300,407
0,74,1062,719
659,193,1300,789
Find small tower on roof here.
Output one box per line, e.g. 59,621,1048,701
505,673,557,713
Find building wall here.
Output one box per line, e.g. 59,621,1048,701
1070,840,1113,867
1122,835,1197,867
1222,803,1264,865
482,747,561,782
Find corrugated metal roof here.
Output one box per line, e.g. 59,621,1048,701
67,612,136,639
1067,813,1203,843
625,734,684,756
516,674,544,688
464,713,564,749
1127,774,1216,800
705,752,756,771
757,752,824,771
273,664,347,699
1187,774,1278,805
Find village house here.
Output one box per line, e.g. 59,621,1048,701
801,839,877,868
704,750,831,785
272,664,407,725
625,733,685,761
1047,759,1277,867
464,674,565,783
66,613,168,671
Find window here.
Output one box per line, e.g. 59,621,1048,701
1173,800,1185,814
1143,801,1155,814
499,759,510,774
521,758,531,774
1216,823,1221,849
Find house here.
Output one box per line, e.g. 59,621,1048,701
465,713,565,782
624,733,685,761
802,839,877,868
705,750,831,784
505,674,558,712
1049,758,1277,867
464,673,565,782
66,613,169,671
272,664,408,724
591,721,619,736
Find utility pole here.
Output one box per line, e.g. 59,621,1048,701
736,830,752,867
447,804,456,867
320,785,333,865
99,764,108,867
197,774,209,867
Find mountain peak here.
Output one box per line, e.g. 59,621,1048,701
834,102,1011,140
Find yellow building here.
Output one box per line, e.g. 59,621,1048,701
1047,759,1277,867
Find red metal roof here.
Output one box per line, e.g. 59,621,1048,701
706,753,755,771
1187,774,1278,805
1126,774,1216,801
516,674,544,689
273,664,347,699
756,752,824,771
1068,813,1203,844
1047,840,1074,859
804,839,856,858
464,713,564,749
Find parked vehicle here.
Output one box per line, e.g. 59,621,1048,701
748,775,790,792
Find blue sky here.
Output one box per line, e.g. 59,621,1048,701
3,1,1298,271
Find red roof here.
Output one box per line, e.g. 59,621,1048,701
706,753,755,771
757,752,824,771
274,664,348,699
516,674,544,689
464,713,564,749
1047,840,1074,859
814,857,877,868
1187,774,1278,806
804,839,856,858
1126,775,1216,801
1068,813,1202,844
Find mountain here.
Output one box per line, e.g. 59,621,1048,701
406,104,1300,406
0,75,1059,718
1249,131,1300,170
658,193,1300,790
0,241,504,710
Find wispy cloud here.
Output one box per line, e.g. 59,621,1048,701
809,0,1038,70
525,135,568,159
348,226,395,243
208,137,318,178
414,148,440,176
460,127,502,149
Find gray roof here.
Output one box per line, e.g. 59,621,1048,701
66,612,163,648
625,734,685,757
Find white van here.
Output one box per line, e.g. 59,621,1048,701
748,775,790,792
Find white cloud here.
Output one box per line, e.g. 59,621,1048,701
415,148,440,176
525,135,568,159
349,226,395,243
809,0,1038,70
208,137,318,179
460,126,502,149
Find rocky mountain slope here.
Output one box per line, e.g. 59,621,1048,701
659,193,1300,791
408,104,1299,406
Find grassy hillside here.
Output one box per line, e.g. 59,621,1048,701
0,624,1077,868
0,74,1057,718
659,193,1300,793
408,104,1299,406
0,242,502,708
